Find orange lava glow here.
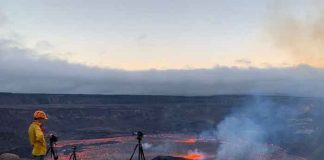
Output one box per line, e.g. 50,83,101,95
177,153,205,160
176,138,197,144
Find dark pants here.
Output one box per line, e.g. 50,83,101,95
33,155,45,160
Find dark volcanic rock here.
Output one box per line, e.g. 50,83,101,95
0,94,241,157
0,153,19,160
0,93,323,159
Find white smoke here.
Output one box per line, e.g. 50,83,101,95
201,97,324,160
142,143,153,150
216,115,269,159
267,0,324,67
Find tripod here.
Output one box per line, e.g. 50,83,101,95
129,136,146,160
47,141,59,160
69,146,78,160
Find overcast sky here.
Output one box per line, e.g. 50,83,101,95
1,0,323,69
0,0,323,96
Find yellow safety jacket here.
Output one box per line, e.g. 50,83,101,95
28,121,47,156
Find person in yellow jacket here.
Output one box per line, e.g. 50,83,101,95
28,110,48,160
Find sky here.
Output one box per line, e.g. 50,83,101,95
0,0,322,70
0,0,323,96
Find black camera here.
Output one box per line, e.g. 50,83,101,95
49,134,58,143
132,131,144,141
130,131,146,160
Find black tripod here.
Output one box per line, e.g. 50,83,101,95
47,141,59,160
69,146,78,160
129,132,146,160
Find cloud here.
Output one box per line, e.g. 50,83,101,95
0,9,7,27
235,59,252,65
35,40,54,51
1,37,324,97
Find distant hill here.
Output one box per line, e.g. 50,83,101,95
0,92,319,105
0,92,249,105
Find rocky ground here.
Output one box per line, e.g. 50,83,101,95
0,93,323,159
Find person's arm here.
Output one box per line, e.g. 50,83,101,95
35,126,45,143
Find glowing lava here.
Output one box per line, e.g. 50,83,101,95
176,138,197,144
177,153,205,160
53,134,305,160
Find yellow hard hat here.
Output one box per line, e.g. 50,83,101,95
33,110,48,120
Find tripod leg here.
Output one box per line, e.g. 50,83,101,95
129,144,139,160
138,145,140,160
139,145,145,160
49,147,53,158
51,149,55,158
52,151,57,160
46,147,50,156
141,149,146,160
69,153,73,160
53,149,58,160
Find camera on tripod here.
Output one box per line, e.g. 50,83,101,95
69,145,78,160
132,131,144,140
49,134,58,143
129,131,145,160
47,134,59,160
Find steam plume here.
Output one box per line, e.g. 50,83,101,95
268,0,324,67
202,97,324,160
